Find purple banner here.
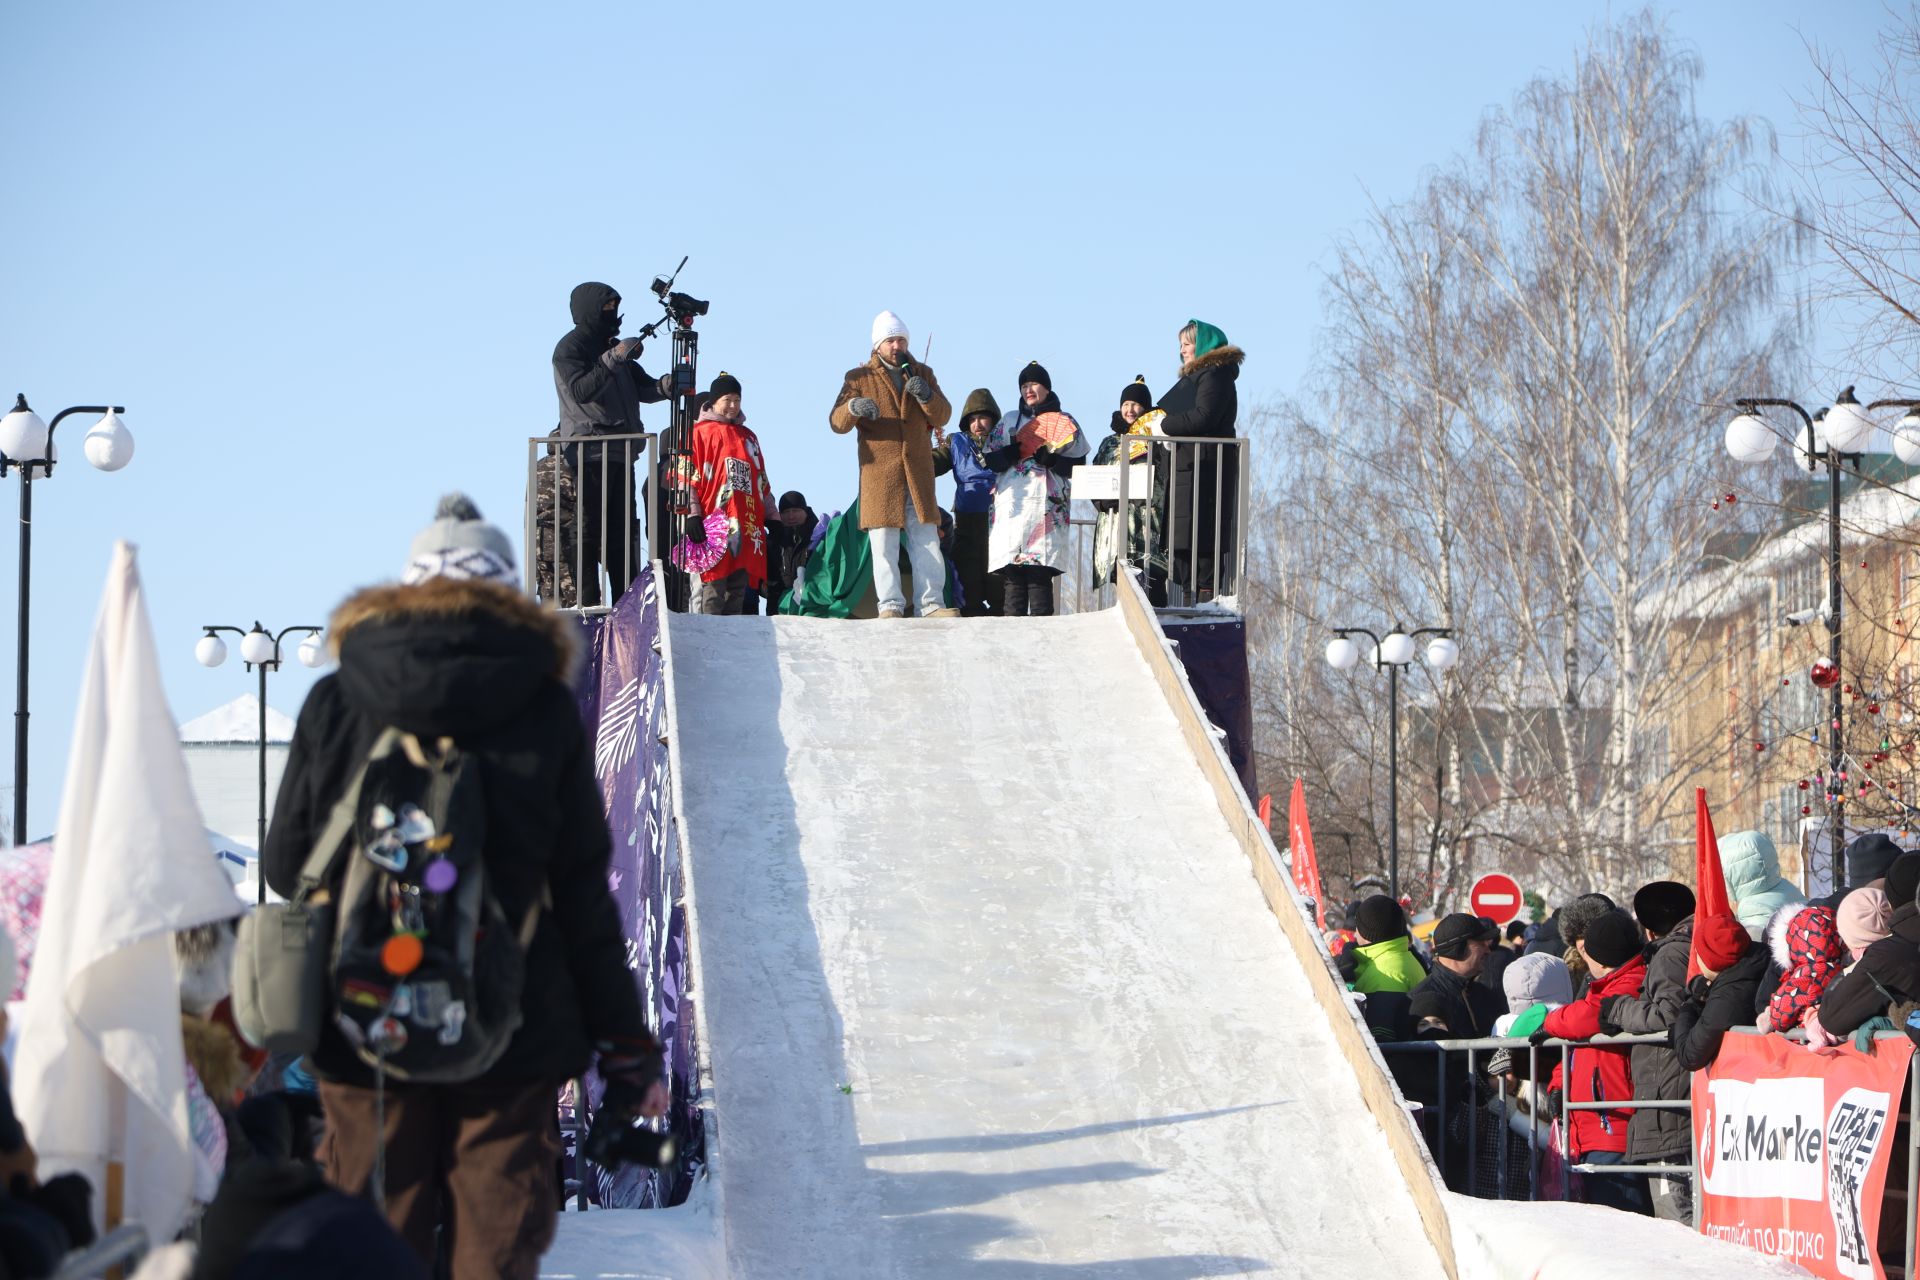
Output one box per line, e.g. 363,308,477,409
571,566,704,1208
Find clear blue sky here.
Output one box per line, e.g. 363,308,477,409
0,0,1893,838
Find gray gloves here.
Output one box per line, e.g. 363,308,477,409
848,397,880,420
904,376,932,405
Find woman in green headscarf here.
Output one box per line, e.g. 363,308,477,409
1155,319,1244,602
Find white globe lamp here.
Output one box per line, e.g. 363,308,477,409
1325,637,1360,671
0,397,49,465
195,634,228,668
1426,636,1460,672
1723,413,1775,464
1823,387,1877,455
1379,632,1416,666
82,410,133,472
239,629,276,667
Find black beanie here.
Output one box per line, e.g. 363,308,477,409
1582,910,1643,968
1632,881,1696,937
1887,853,1920,908
1560,893,1619,946
1119,376,1151,409
708,371,741,399
1847,833,1905,889
1430,913,1482,960
1354,894,1407,943
1018,360,1052,391
777,490,808,513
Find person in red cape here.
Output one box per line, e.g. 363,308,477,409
685,372,778,614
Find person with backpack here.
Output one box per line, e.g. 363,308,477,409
262,495,666,1280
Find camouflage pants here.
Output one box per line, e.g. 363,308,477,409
533,454,639,608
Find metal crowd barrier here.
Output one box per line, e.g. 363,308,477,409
523,432,660,614
1111,435,1250,608
1383,1026,1920,1275
1379,1033,1687,1209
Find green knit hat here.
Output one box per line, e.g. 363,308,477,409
1185,319,1229,358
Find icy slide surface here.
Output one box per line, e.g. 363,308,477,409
667,611,1446,1277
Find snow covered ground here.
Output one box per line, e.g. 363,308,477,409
1447,1195,1816,1279
651,610,1448,1277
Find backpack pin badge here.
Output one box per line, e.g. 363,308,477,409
371,1016,408,1052
423,859,458,894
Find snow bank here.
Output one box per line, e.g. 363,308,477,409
1448,1194,1815,1279
541,1181,724,1279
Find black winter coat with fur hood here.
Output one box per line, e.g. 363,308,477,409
263,576,654,1087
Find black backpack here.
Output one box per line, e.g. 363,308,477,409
324,728,541,1083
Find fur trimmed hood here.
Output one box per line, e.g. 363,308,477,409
330,577,577,683
328,576,581,739
1766,901,1813,969
1178,344,1246,381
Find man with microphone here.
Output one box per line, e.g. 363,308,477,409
829,310,957,618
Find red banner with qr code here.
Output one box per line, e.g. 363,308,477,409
1693,1031,1913,1278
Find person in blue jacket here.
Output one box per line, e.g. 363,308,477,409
935,388,1003,615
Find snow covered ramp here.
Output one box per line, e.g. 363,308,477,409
663,604,1450,1277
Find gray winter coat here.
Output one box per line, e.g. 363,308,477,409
1598,918,1693,1164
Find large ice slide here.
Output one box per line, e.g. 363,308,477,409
633,578,1456,1279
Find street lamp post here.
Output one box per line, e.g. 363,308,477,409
1325,624,1460,902
0,394,134,846
1724,387,1920,896
195,622,326,902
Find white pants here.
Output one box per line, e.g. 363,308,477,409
869,507,945,615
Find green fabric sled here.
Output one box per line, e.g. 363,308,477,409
778,499,957,617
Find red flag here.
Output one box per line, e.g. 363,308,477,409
1287,778,1326,930
1691,788,1733,980
1257,794,1273,831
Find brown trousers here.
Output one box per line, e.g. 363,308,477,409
319,1079,561,1280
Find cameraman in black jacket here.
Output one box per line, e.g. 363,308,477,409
547,282,673,607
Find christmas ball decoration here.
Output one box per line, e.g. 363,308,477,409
1712,500,1721,510
1844,683,1855,695
1869,702,1882,715
1802,805,1812,816
1725,493,1738,504
1753,741,1766,752
1799,779,1811,790
1812,659,1841,689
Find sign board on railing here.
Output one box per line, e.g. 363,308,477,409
1070,463,1153,503
1694,1031,1914,1279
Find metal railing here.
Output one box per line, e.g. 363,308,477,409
523,432,660,614
1083,435,1249,610
1382,1026,1920,1274
1075,437,1251,614
1380,1033,1685,1209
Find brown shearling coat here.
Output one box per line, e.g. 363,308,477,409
829,354,952,530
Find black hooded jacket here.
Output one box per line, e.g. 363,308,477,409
552,282,669,459
1670,943,1771,1072
263,577,653,1087
1818,903,1920,1034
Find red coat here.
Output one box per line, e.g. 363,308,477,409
688,415,776,587
1542,954,1646,1157
1766,903,1843,1032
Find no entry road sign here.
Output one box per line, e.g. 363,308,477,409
1470,872,1524,926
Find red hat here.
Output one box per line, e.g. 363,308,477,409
1694,914,1751,972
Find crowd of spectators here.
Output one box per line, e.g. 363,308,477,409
1329,828,1920,1224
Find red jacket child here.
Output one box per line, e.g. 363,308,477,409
1541,911,1647,1159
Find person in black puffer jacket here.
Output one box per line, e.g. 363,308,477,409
263,496,665,1280
1155,319,1243,601
1815,853,1920,1040
1671,914,1770,1071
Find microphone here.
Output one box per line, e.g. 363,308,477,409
898,352,914,377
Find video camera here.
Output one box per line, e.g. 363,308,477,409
651,259,708,323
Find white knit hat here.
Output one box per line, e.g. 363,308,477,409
870,310,909,350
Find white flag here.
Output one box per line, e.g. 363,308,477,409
14,541,244,1240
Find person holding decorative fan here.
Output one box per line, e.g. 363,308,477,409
983,361,1089,617
677,373,778,615
1091,376,1167,597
